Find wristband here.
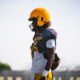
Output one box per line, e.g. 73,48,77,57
42,70,49,77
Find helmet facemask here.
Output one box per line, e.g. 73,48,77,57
29,17,40,32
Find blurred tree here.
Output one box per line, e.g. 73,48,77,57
0,62,11,71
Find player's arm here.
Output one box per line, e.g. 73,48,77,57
45,47,55,71
41,39,55,79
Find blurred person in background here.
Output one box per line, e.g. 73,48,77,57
28,8,60,80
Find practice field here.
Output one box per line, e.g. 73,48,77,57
0,71,80,80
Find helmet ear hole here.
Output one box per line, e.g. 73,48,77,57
41,17,43,21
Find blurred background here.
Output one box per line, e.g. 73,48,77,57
0,0,80,72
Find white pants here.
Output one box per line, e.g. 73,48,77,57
31,51,47,80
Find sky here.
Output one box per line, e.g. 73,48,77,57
0,0,80,70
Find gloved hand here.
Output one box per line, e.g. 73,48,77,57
51,53,60,70
40,76,45,80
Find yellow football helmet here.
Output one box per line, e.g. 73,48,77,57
29,8,50,27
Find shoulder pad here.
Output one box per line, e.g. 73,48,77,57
42,28,57,39
49,28,57,38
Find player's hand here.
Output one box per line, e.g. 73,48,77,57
40,76,45,80
51,53,60,70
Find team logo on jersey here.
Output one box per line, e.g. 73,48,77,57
33,37,42,41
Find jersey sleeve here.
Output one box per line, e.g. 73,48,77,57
44,29,57,48
50,29,57,39
46,39,55,48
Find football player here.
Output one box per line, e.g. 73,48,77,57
28,8,60,80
